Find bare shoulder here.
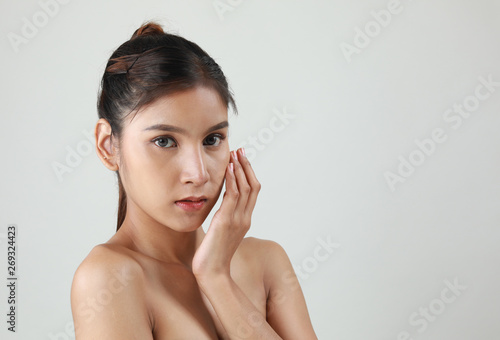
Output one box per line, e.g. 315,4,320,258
240,238,318,339
237,237,292,284
71,244,152,339
239,236,287,258
71,243,144,292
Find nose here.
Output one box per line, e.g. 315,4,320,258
179,146,210,186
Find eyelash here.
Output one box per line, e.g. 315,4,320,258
152,133,226,149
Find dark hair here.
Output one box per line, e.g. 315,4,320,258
97,21,237,231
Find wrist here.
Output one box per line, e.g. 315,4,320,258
194,270,232,291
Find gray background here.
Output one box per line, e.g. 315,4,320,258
1,0,499,339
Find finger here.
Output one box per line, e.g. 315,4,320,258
215,162,239,221
236,147,261,215
230,150,250,217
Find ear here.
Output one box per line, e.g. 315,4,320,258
95,118,119,171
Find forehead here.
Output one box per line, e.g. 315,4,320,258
127,86,228,130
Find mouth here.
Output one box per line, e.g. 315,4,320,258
177,196,208,202
175,196,207,212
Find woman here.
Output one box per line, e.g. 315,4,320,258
70,21,317,339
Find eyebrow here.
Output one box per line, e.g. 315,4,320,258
143,121,229,134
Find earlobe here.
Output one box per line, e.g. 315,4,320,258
95,118,119,171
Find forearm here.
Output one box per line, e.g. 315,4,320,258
197,273,282,340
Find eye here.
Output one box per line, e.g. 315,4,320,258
204,134,225,147
153,134,225,148
153,136,177,148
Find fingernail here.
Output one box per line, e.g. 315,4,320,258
229,163,234,172
241,147,246,157
231,150,237,160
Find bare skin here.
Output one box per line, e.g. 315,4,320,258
70,86,318,339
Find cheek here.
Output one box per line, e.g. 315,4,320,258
122,141,176,197
209,149,230,183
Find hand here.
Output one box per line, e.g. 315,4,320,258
192,147,261,281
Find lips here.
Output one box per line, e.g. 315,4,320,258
176,196,207,203
175,196,207,212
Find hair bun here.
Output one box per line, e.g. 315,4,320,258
130,22,164,39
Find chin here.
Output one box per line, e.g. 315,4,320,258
169,208,211,232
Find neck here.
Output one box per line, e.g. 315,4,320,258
112,203,206,270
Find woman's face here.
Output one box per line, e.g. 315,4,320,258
117,86,230,232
